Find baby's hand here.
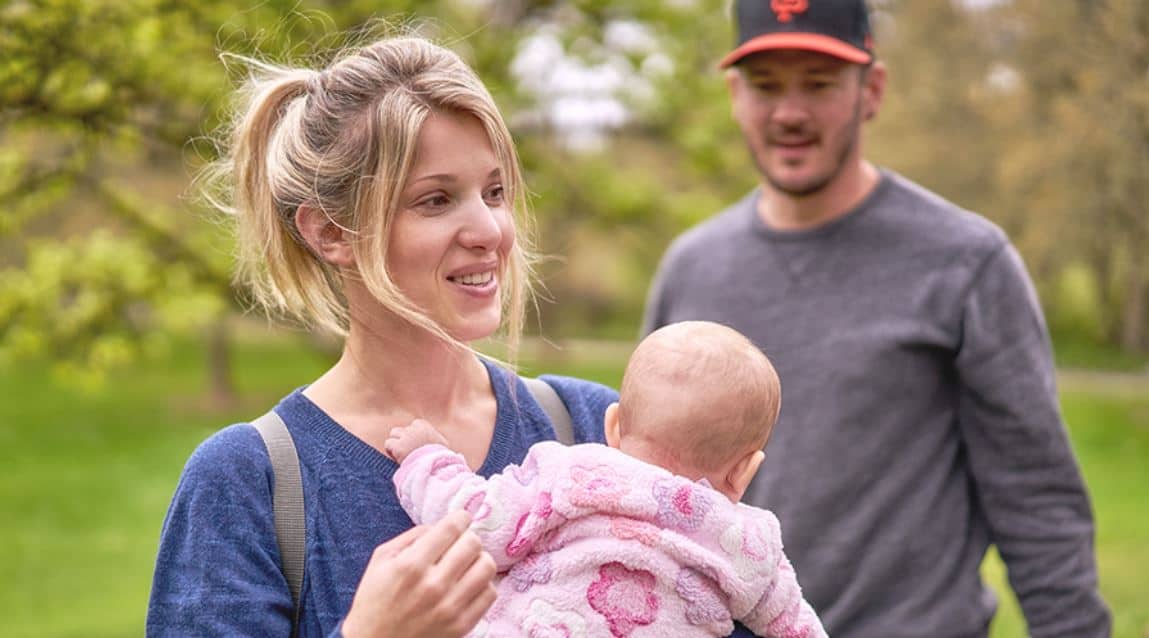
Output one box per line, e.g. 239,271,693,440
385,418,449,463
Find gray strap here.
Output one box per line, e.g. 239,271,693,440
523,377,575,445
251,411,305,632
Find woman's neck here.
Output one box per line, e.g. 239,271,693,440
304,318,491,433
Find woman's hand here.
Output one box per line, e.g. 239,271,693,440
384,418,449,463
341,510,497,638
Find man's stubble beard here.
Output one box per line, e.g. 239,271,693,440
752,97,865,199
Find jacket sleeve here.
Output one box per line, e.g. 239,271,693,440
393,443,563,571
146,425,295,637
738,513,827,638
955,243,1110,637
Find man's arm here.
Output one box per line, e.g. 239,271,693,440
955,243,1110,637
640,244,678,337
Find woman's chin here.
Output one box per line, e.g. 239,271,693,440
441,311,503,345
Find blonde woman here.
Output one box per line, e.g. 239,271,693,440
146,37,617,637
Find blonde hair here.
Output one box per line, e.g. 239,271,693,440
204,35,534,352
619,321,781,473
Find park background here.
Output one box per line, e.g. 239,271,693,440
1,0,1147,636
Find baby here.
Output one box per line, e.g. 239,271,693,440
386,320,826,637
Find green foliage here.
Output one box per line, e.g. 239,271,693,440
3,0,1148,397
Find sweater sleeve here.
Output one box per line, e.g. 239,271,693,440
146,424,295,636
954,243,1110,637
393,442,564,571
640,239,681,338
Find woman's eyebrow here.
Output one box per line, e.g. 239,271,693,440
408,173,457,186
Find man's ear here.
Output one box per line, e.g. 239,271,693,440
725,449,765,500
725,68,744,108
295,204,355,267
862,61,888,122
604,402,621,450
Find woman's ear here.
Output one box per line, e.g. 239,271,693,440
295,204,355,267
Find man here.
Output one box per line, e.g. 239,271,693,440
642,1,1111,636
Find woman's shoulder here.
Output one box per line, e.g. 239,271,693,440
177,421,272,493
536,374,618,445
538,374,618,416
537,374,618,403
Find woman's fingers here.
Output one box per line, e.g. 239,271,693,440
434,526,485,584
406,510,472,564
372,524,425,560
449,579,498,637
345,512,492,638
440,544,497,612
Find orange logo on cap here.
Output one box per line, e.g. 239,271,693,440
772,0,809,22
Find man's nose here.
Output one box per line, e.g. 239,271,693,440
770,89,812,127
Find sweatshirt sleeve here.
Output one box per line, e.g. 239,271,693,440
393,442,564,571
146,424,295,636
954,243,1110,637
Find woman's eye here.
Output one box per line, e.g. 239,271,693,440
484,186,505,204
416,194,450,210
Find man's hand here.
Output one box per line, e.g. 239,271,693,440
385,418,450,463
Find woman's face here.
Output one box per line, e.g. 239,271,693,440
387,110,515,343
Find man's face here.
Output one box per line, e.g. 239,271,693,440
728,49,880,197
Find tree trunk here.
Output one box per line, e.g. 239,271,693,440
206,315,237,409
1086,235,1117,341
1119,241,1148,353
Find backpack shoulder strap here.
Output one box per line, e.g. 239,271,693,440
522,376,575,445
251,411,305,633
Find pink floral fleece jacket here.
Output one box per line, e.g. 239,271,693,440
394,441,827,638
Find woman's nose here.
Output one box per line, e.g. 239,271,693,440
458,195,505,251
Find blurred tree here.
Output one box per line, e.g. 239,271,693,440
867,0,1000,218
3,0,1145,402
993,0,1149,352
0,0,741,388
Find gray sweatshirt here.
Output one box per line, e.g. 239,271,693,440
642,171,1110,638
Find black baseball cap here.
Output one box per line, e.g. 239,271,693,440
720,0,874,68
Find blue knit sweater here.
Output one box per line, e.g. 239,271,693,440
147,359,761,637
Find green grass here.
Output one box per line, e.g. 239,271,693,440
0,335,332,638
1,336,1146,637
982,389,1149,638
1052,334,1149,372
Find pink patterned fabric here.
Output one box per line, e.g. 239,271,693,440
394,442,827,637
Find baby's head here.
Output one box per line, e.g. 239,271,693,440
605,321,781,502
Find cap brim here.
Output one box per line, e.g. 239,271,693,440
719,33,872,68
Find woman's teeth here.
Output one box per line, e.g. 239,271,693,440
455,271,494,285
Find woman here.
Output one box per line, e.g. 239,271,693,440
146,36,616,636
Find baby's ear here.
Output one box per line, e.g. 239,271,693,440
726,449,765,500
603,402,621,449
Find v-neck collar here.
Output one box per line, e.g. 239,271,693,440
277,357,519,479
